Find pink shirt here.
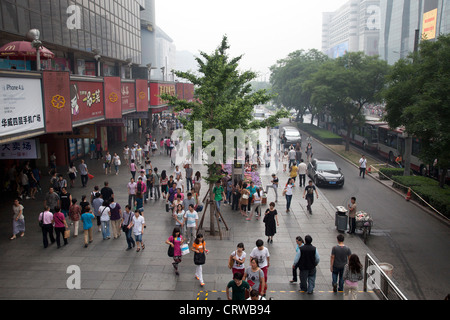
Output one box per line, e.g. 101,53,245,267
39,211,53,225
53,212,66,228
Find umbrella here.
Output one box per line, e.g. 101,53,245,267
0,41,55,60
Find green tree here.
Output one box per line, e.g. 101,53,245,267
384,34,450,187
270,49,329,123
307,52,390,151
160,36,287,235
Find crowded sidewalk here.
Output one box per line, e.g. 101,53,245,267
0,126,378,300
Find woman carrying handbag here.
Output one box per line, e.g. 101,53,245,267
192,233,208,287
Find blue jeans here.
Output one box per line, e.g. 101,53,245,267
286,194,292,210
215,200,222,212
186,178,193,191
300,267,316,293
124,227,135,249
101,221,110,239
332,266,345,291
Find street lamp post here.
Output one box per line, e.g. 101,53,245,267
26,29,42,71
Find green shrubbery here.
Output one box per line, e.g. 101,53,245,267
298,123,343,144
378,168,408,180
391,175,449,218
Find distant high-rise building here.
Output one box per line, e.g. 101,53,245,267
322,0,380,59
379,0,450,64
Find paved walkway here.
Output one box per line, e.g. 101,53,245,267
0,129,378,300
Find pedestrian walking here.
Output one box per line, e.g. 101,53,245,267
68,162,77,188
122,205,136,251
173,204,185,235
246,188,262,221
330,234,352,292
128,209,145,252
289,162,298,182
283,178,295,213
184,204,198,244
80,205,95,248
59,187,72,218
305,143,313,163
303,180,319,214
288,147,296,169
129,159,137,180
246,181,258,214
298,159,307,187
160,170,169,197
193,171,202,196
39,206,55,248
239,183,251,217
347,197,357,234
226,272,251,301
263,202,279,243
343,254,364,300
109,198,122,239
244,258,266,297
290,236,304,284
152,168,161,200
92,193,103,232
213,180,225,213
298,235,320,294
249,239,270,294
113,153,121,175
10,198,25,240
264,173,279,202
98,200,111,240
53,206,69,248
127,178,137,208
78,159,89,188
229,243,246,276
359,155,367,179
192,233,207,287
166,227,184,275
282,151,289,172
68,198,81,237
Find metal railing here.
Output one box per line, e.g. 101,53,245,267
364,254,408,300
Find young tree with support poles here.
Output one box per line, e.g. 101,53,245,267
160,36,288,237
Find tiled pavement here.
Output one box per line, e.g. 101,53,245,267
0,130,378,300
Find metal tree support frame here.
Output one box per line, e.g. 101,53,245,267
364,254,408,300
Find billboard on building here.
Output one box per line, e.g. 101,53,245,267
0,77,44,137
70,80,105,125
422,8,438,40
104,77,122,119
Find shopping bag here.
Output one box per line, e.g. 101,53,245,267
88,174,94,180
181,243,189,256
64,228,71,239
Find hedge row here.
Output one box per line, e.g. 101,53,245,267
378,168,407,180
298,124,343,145
391,175,449,218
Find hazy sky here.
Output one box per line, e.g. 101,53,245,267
156,0,348,78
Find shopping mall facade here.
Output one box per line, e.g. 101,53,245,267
0,0,193,169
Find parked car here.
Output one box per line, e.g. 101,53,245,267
307,159,345,187
280,126,302,148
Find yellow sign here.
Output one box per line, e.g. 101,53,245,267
51,94,66,109
108,92,118,103
422,9,438,40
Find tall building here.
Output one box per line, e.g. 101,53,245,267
322,0,380,59
0,0,145,75
379,0,450,65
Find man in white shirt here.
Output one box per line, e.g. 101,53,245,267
298,159,308,187
359,155,367,179
288,147,296,169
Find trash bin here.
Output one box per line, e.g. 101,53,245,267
379,263,394,278
335,206,348,232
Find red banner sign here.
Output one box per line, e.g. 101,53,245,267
135,79,149,112
42,71,72,133
150,82,176,106
70,80,104,125
121,82,136,113
104,77,122,119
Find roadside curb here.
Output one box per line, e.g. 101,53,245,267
299,129,450,227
